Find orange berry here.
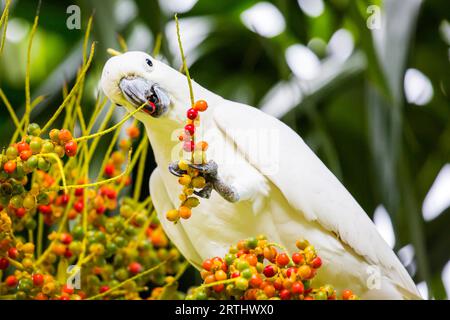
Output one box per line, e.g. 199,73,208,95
214,270,227,281
20,149,33,161
342,289,353,300
3,160,16,174
196,141,208,151
193,100,208,112
126,126,140,139
204,274,216,284
58,129,72,143
179,206,191,219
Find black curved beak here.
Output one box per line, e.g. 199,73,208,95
119,77,170,118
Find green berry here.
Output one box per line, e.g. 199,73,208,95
42,141,55,153
72,226,84,240
6,146,18,160
18,278,33,292
27,155,38,169
225,253,236,265
30,138,42,153
37,157,50,171
241,268,253,279
235,278,249,290
246,237,258,249
27,123,41,136
237,260,249,271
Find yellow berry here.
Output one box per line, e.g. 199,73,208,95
191,176,206,189
183,187,194,196
22,242,35,254
166,209,179,222
178,174,191,186
178,159,189,171
179,194,187,202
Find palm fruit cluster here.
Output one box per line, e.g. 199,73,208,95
0,124,185,300
186,236,359,300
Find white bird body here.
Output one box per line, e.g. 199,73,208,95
101,51,420,299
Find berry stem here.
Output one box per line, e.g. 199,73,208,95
0,88,25,137
87,259,170,300
73,102,146,143
0,0,11,54
174,14,195,106
133,138,148,201
40,42,96,134
40,152,68,194
24,2,40,132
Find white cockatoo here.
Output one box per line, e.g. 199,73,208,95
100,51,420,299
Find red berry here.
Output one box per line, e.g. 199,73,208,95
38,205,52,215
280,289,291,300
3,160,16,174
96,206,106,215
64,248,73,258
202,260,212,271
184,124,195,136
291,281,304,294
0,257,10,270
106,189,117,200
276,253,290,267
15,207,26,218
74,188,84,197
8,247,18,259
62,284,74,294
6,275,18,287
311,256,322,268
183,141,195,152
292,252,303,265
65,140,78,157
187,108,198,120
263,265,276,278
99,285,110,293
286,267,297,278
231,271,240,278
32,274,44,286
60,233,73,245
61,194,69,205
17,141,30,152
104,164,115,177
73,201,84,213
60,296,70,300
128,262,142,275
213,283,225,293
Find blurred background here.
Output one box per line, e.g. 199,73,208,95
0,0,449,299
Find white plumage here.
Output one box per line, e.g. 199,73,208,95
101,51,420,299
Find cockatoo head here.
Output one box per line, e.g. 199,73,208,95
101,51,177,120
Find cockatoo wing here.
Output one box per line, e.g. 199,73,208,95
212,101,419,298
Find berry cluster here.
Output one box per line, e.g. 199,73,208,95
0,124,78,234
166,100,209,223
0,123,185,300
186,236,359,300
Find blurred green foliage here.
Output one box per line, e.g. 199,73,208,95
0,0,449,299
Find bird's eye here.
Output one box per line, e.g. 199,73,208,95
146,58,153,67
